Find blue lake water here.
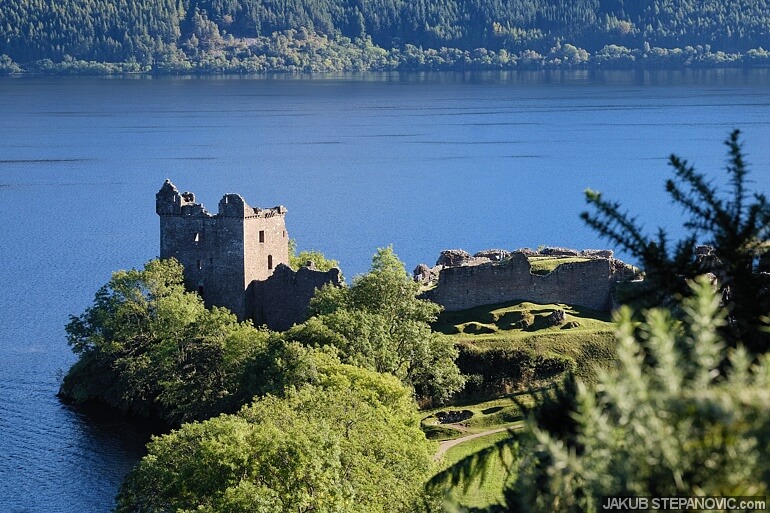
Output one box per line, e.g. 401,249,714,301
1,69,770,512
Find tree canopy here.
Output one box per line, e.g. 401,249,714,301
4,0,770,72
288,238,340,273
115,353,435,513
61,258,269,425
287,246,465,404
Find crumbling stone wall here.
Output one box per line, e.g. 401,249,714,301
253,264,342,331
422,252,617,312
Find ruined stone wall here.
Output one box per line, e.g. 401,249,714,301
423,252,614,312
253,264,342,331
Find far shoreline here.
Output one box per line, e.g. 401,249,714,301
2,66,770,84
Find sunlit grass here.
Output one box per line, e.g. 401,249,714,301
436,430,517,509
421,395,533,436
527,255,592,274
435,300,616,384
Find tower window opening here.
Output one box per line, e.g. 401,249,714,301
197,259,202,270
194,232,200,242
259,230,265,243
198,286,204,298
268,255,273,270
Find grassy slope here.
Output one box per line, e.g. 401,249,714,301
425,298,617,508
435,300,616,384
421,395,533,438
435,300,612,337
435,430,517,509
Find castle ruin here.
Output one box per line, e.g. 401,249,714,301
418,248,636,312
156,180,340,330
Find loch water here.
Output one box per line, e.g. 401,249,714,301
1,70,770,512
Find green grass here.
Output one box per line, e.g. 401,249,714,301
436,430,517,509
435,300,612,337
526,255,592,275
421,395,535,436
435,300,617,386
424,298,617,509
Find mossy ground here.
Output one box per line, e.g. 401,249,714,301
526,255,592,274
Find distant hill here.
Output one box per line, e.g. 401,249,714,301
2,0,770,73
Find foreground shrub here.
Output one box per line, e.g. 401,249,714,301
432,278,770,512
507,277,770,511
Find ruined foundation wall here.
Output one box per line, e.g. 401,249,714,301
253,264,342,331
423,252,614,312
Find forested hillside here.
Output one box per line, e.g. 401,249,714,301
2,0,770,73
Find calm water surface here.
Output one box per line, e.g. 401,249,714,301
2,70,770,512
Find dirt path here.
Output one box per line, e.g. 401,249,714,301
434,427,510,462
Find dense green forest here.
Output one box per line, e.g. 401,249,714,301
2,0,770,73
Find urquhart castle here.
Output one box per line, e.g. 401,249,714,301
157,181,635,330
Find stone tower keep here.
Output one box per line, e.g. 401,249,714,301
156,179,289,320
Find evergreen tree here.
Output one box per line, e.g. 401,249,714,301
581,130,770,354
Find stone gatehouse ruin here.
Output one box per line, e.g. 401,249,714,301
418,248,636,312
156,180,340,330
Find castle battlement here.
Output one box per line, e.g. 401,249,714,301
157,179,286,219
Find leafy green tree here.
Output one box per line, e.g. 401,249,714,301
0,54,21,74
288,246,464,404
5,0,770,72
288,238,340,272
116,353,435,513
582,130,770,354
62,258,268,424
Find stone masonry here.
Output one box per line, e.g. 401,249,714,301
253,263,341,331
421,250,632,312
156,180,340,329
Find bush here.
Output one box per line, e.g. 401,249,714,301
116,355,435,513
506,278,770,511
